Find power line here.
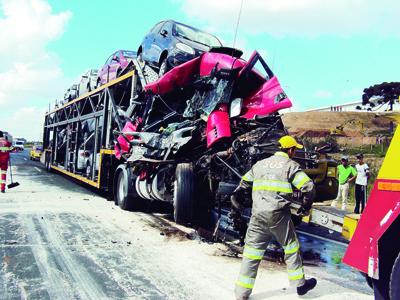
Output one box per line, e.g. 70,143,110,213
232,0,244,50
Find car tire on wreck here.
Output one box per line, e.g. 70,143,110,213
158,58,168,77
114,164,138,210
173,163,195,225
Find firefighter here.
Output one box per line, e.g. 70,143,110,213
0,131,12,193
233,135,317,299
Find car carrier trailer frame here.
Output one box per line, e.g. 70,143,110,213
43,58,163,186
43,70,138,189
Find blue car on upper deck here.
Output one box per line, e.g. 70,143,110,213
137,20,222,76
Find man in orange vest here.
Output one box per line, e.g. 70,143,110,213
0,131,13,193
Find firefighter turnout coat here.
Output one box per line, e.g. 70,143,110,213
0,138,12,191
235,151,315,299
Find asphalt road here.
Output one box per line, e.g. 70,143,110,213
0,150,373,300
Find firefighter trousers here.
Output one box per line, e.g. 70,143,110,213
0,164,7,192
235,212,305,299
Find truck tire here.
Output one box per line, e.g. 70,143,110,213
45,160,51,172
45,153,52,173
86,162,91,178
374,218,400,300
173,163,195,225
363,273,373,289
114,165,138,210
373,270,390,300
390,252,400,300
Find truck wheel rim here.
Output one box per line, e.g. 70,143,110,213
173,179,178,208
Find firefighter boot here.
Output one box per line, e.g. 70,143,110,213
297,278,317,296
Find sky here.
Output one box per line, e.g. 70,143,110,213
0,0,399,140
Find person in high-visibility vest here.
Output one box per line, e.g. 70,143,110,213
0,131,13,193
233,135,317,299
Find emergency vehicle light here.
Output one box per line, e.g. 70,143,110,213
378,181,400,192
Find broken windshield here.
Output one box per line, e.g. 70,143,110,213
202,78,233,116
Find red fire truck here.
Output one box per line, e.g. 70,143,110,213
343,124,400,299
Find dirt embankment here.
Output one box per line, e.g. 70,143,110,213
282,111,399,146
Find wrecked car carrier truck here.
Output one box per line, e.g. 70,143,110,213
43,47,338,228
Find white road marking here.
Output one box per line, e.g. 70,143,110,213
34,167,42,173
24,158,28,161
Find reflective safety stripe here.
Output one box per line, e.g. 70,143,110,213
0,180,5,184
235,275,256,289
288,267,305,281
292,172,311,189
253,180,293,193
0,147,11,151
284,240,300,254
274,151,289,158
243,245,265,260
242,171,254,182
0,170,6,175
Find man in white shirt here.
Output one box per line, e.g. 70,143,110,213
354,153,370,214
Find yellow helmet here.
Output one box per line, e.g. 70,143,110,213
278,135,303,149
